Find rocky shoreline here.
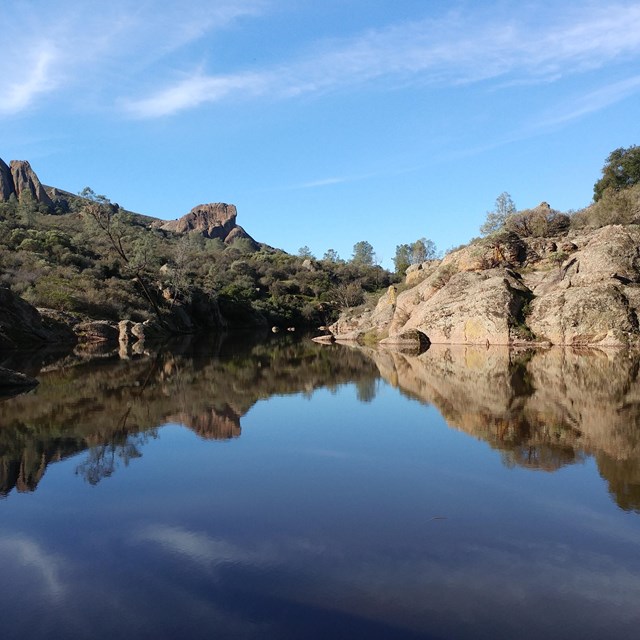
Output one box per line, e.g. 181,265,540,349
323,220,640,349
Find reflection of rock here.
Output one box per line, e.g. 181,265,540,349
362,344,640,508
0,336,379,496
0,366,38,393
168,405,242,440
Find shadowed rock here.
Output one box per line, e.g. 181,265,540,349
0,157,15,201
0,287,76,348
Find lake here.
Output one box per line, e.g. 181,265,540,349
1,335,639,639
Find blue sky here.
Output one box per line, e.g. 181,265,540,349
1,1,639,266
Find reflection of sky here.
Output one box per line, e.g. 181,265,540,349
1,383,640,639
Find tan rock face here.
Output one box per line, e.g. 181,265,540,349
527,225,640,345
9,160,53,208
331,224,640,347
161,203,257,247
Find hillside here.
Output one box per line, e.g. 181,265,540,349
0,157,394,352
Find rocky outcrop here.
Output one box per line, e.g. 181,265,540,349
73,321,119,344
8,160,53,208
329,224,640,347
161,202,257,247
0,157,15,201
0,367,38,392
0,287,76,348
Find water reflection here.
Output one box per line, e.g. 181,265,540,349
365,344,640,511
2,336,640,512
0,335,378,495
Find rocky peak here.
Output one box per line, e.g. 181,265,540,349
161,202,257,247
9,160,53,208
0,157,15,201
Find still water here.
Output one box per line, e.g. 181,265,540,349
1,336,639,639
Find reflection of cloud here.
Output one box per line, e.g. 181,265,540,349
0,536,65,598
135,524,272,567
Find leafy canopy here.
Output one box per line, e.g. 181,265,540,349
594,145,640,201
480,192,516,236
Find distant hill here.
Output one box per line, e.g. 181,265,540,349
0,157,394,351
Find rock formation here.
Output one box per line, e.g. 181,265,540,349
161,202,258,248
0,286,76,349
0,157,15,201
329,223,640,347
3,159,53,208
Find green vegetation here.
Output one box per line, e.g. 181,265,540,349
593,145,640,201
0,190,396,330
475,145,640,248
393,237,438,275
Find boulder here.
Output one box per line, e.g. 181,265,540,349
328,224,640,347
0,287,75,348
9,160,53,208
387,268,533,345
131,319,167,342
379,329,430,352
224,225,259,249
0,366,38,390
162,202,237,238
312,334,335,344
73,321,119,344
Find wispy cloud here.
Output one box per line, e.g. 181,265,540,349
291,177,354,190
123,3,640,117
123,71,266,118
2,2,640,123
535,74,640,128
0,46,60,115
0,0,266,116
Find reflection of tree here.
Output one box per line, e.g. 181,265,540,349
501,444,584,472
75,430,157,485
356,378,377,403
0,335,380,495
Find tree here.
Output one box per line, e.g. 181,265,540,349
79,187,164,320
480,192,516,236
393,243,412,275
351,240,374,266
411,237,437,263
332,282,364,310
393,238,438,275
594,145,640,201
322,248,341,262
298,245,314,259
